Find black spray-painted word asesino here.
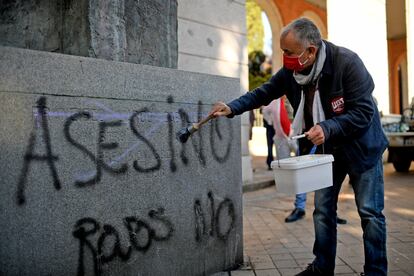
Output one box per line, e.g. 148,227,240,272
73,208,173,276
16,96,233,205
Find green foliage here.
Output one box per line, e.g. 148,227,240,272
249,73,271,90
248,50,272,90
246,1,270,91
248,51,266,75
246,0,264,54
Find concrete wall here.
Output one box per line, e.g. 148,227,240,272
0,47,243,276
0,0,177,68
177,0,253,183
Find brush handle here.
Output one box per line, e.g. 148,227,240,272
290,134,307,140
193,114,215,130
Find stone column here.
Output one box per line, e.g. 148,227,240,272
0,0,177,68
406,0,414,103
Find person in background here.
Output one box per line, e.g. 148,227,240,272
273,97,307,223
285,173,347,224
209,18,387,276
262,97,293,162
249,110,255,140
262,106,275,170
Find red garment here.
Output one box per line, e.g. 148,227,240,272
279,99,291,136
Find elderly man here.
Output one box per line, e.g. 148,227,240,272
209,18,388,276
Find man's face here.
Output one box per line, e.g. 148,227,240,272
280,31,316,71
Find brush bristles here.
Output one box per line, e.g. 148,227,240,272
176,127,191,143
176,125,199,143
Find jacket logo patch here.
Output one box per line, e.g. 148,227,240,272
331,97,344,114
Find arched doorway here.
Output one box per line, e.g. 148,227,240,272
393,53,409,113
301,10,327,39
254,0,284,72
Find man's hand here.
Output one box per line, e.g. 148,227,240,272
209,101,232,117
305,125,325,145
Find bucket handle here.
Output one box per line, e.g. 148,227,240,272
276,142,325,168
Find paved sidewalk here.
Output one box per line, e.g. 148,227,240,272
225,158,414,276
242,156,275,192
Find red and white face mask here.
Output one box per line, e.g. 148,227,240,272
283,49,309,71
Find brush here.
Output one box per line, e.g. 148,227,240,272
176,114,215,143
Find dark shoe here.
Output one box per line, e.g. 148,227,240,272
337,217,347,225
285,208,305,223
296,263,330,276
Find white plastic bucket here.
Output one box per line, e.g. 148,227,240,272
270,154,334,195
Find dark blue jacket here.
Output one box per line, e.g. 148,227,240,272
228,40,388,173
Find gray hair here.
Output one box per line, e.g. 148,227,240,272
281,18,322,48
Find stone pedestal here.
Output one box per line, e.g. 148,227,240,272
0,0,177,67
0,47,243,276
